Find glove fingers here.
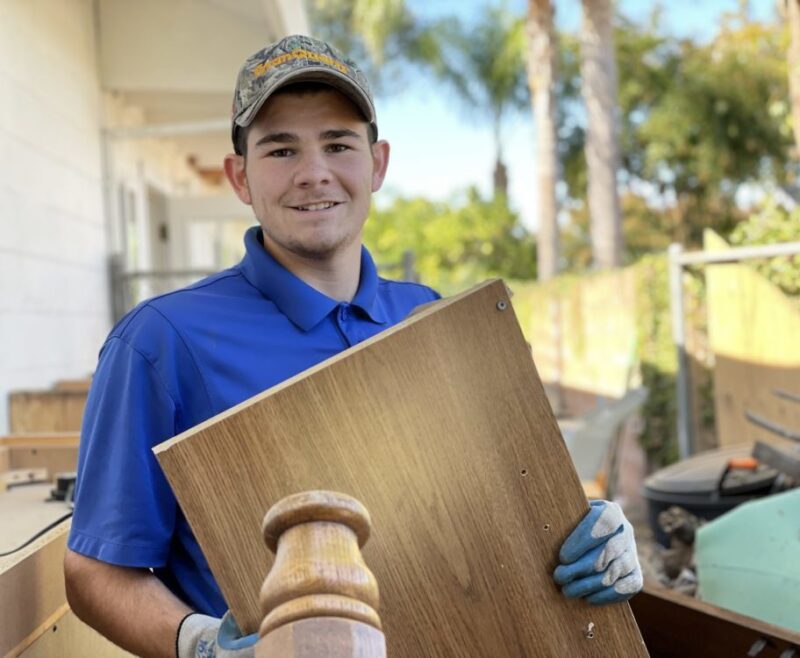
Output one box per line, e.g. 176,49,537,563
586,584,634,605
561,571,607,599
553,543,605,585
559,501,625,563
613,567,644,596
586,568,644,605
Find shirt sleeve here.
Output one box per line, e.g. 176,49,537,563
68,336,179,567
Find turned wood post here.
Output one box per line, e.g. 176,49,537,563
255,491,387,658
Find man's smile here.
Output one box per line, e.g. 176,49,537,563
289,201,342,212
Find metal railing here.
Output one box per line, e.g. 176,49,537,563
109,256,215,323
108,250,419,323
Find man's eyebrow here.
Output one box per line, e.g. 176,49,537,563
254,132,297,147
320,128,361,140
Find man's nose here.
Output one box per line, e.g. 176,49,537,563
293,151,330,187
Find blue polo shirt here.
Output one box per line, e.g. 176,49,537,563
68,226,439,615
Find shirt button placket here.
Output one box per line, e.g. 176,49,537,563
337,304,354,346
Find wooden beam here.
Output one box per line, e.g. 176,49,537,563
155,281,647,656
0,434,80,449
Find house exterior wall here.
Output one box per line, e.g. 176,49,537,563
0,0,108,433
0,0,218,432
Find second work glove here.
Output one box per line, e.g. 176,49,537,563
553,499,643,605
178,610,257,658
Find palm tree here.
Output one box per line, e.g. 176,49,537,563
432,5,529,199
308,0,441,91
580,0,623,269
525,0,559,280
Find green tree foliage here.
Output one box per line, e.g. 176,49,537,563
560,192,675,269
634,254,679,466
729,195,800,298
560,9,794,259
307,0,443,92
363,189,537,294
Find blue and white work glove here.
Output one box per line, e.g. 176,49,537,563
177,611,257,658
553,500,643,605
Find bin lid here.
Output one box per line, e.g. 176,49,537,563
644,443,778,496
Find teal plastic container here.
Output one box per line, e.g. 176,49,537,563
695,487,800,632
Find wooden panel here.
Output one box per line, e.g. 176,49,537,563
155,280,647,657
16,607,132,658
7,447,78,476
631,583,800,657
0,514,131,658
0,436,78,482
0,523,70,657
52,379,92,393
8,392,87,433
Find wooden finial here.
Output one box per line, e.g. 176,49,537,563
257,491,384,646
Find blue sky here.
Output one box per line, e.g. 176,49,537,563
373,0,779,230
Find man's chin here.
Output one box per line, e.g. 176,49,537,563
260,225,361,263
282,236,355,261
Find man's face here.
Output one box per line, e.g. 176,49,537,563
225,88,389,264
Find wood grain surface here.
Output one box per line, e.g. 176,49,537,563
8,392,87,433
256,617,386,658
0,522,70,657
0,434,80,449
15,607,133,658
155,280,647,657
630,583,800,658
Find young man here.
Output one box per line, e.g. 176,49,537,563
64,35,642,658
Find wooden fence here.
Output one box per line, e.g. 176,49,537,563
705,231,800,446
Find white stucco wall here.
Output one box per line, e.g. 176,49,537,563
0,0,222,433
0,0,108,433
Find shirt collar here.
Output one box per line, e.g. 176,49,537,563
238,227,387,331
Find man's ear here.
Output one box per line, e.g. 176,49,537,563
224,154,251,205
371,140,390,193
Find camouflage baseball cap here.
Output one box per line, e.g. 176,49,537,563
231,34,377,154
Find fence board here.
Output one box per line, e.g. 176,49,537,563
705,231,800,446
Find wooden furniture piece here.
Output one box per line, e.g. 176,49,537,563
256,491,386,658
9,389,87,433
156,280,647,657
0,518,130,657
0,434,80,483
0,522,71,657
0,468,48,491
630,582,800,657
